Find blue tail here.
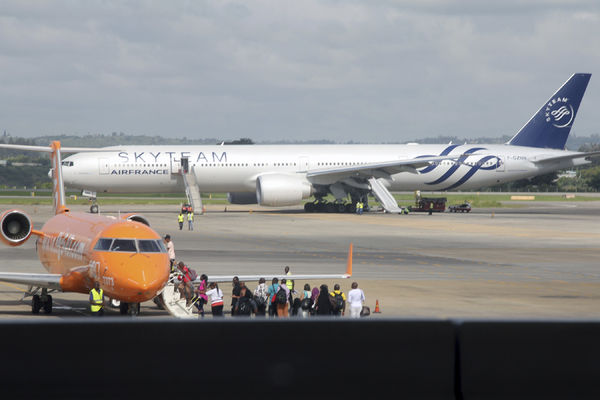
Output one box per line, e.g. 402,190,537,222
508,73,591,149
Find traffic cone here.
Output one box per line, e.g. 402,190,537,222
374,300,381,313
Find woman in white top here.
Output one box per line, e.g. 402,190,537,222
347,282,366,319
205,282,224,317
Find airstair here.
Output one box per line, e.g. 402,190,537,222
158,276,196,319
182,168,204,214
368,177,403,214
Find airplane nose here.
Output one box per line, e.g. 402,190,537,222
122,257,170,302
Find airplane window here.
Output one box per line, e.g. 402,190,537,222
110,239,137,252
93,238,113,251
138,239,165,253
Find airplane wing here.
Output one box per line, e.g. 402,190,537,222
193,243,354,284
531,151,600,164
0,273,62,291
306,154,461,180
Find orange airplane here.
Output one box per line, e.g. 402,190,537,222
0,141,170,315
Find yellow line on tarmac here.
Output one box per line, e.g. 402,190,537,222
0,281,26,292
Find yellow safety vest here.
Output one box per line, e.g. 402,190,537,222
178,214,184,223
90,288,104,312
188,212,194,221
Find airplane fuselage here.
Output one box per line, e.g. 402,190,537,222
62,144,587,194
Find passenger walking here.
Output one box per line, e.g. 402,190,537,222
195,274,208,317
206,282,224,317
253,278,269,317
231,276,241,316
276,279,290,317
267,278,280,317
234,286,257,317
347,282,366,319
178,211,184,230
300,283,313,318
89,282,105,316
176,261,194,306
187,210,194,231
315,284,332,316
330,284,346,316
310,286,320,316
164,234,176,271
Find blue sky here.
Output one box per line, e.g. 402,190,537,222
1,1,598,142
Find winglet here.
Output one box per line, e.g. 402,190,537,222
345,242,353,277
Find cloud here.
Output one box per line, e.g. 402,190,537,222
0,0,598,142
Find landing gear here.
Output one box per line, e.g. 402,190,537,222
119,302,141,316
304,199,355,214
90,204,99,214
31,288,53,314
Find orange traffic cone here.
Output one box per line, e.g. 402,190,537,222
374,300,381,313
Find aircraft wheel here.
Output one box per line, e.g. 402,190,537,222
90,204,99,214
32,295,42,314
153,296,165,310
304,203,314,213
336,203,346,213
43,295,53,314
127,303,141,316
109,298,120,308
119,302,129,315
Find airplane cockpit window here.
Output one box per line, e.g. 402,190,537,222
93,238,167,253
110,239,137,252
138,239,166,253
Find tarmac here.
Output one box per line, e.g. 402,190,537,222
1,198,599,319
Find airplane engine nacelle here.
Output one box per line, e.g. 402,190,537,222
256,174,312,207
0,210,33,247
122,213,151,227
227,192,258,205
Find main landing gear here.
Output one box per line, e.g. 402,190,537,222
31,288,53,314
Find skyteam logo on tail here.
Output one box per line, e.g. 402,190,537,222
545,97,574,128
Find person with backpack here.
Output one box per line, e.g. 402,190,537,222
329,284,346,316
176,261,194,306
206,282,224,317
234,286,257,317
253,278,268,317
267,277,280,317
276,279,290,317
231,276,241,316
299,283,313,318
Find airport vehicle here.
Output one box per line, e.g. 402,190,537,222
0,141,171,315
52,74,600,213
410,197,447,213
448,202,472,213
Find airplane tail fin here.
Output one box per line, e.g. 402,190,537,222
50,141,68,214
507,73,591,149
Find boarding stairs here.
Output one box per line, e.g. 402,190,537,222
368,177,403,214
182,169,204,214
158,275,196,319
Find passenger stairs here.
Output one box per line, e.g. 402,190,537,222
159,276,196,319
182,169,204,214
368,177,403,214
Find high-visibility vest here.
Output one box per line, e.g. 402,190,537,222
188,212,194,221
286,272,294,290
178,214,184,223
90,288,104,312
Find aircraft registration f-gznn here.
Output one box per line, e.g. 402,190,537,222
0,141,353,317
55,73,599,214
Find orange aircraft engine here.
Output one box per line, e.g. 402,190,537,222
0,210,33,247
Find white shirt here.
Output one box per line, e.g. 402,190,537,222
166,241,175,259
347,288,365,308
206,288,224,305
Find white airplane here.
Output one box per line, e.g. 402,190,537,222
58,73,599,213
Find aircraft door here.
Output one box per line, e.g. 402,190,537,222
170,158,181,174
298,156,310,172
99,158,110,175
181,157,189,174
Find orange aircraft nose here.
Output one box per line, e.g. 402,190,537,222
107,254,170,303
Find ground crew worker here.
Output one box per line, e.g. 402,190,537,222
187,210,194,231
164,234,176,271
429,201,434,215
89,282,105,316
178,212,184,230
285,265,294,307
359,201,364,215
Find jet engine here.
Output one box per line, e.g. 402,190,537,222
122,213,151,227
227,192,258,205
0,210,33,246
256,174,312,206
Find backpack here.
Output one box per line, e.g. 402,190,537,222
300,297,312,310
254,294,266,307
187,268,198,281
237,298,252,315
275,286,287,305
332,292,345,311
